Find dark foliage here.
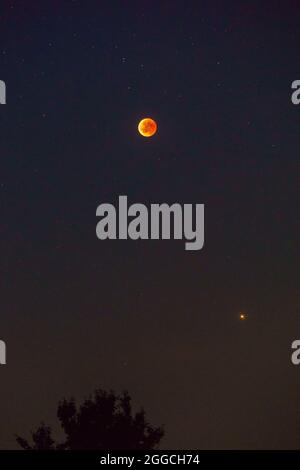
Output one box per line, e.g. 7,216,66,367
16,389,164,450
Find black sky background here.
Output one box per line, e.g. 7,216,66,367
0,0,300,449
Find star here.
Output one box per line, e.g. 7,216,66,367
239,312,247,321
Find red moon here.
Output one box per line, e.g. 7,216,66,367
138,118,157,137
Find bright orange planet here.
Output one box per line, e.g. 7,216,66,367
138,117,157,137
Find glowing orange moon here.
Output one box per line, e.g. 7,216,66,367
138,118,157,137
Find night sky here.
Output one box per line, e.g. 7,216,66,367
0,0,300,449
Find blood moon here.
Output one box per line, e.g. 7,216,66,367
138,118,157,137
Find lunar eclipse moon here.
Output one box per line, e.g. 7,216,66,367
138,118,157,137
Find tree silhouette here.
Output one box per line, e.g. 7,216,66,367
16,423,56,450
16,389,164,450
